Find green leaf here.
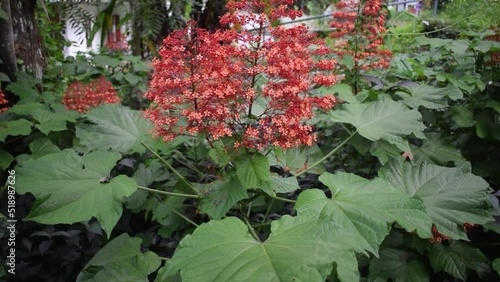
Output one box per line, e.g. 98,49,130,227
197,176,248,219
369,248,429,282
76,104,153,153
261,174,300,194
410,133,467,167
0,72,10,82
29,137,61,159
493,258,500,275
370,140,404,165
164,216,358,282
380,160,492,240
269,144,325,175
330,97,426,152
235,153,271,190
0,150,14,170
16,150,136,237
127,162,169,210
32,107,69,134
451,106,476,128
93,54,122,68
342,54,355,70
208,143,231,167
395,84,463,109
77,233,161,282
124,72,141,85
0,119,32,142
429,241,490,281
296,172,432,255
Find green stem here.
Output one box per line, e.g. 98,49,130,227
171,209,199,227
141,142,198,195
159,257,170,261
252,222,271,228
267,194,296,204
244,218,261,242
295,131,357,178
137,185,199,199
257,199,274,233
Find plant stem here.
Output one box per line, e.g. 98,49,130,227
244,218,261,242
137,185,199,199
257,199,274,233
141,142,198,195
159,257,170,261
267,194,296,204
171,209,199,227
295,131,357,177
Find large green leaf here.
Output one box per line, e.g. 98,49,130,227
296,172,432,255
410,133,468,167
126,161,170,210
429,241,490,281
76,104,153,153
330,98,426,152
379,160,492,240
0,119,32,142
395,84,463,109
77,233,161,282
235,153,271,190
197,176,248,219
369,248,429,282
163,216,358,282
16,150,136,236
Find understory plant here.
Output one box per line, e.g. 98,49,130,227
1,0,499,281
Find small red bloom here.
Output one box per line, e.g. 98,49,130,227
63,76,121,113
0,89,9,112
145,1,337,150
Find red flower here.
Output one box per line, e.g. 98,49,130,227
145,0,337,150
0,89,9,112
63,76,121,113
330,0,392,73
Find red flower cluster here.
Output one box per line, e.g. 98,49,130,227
63,76,121,113
330,0,392,71
0,89,9,112
105,32,129,51
429,223,476,243
145,0,337,150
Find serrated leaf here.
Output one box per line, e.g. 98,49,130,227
451,106,476,128
330,98,426,152
410,133,467,167
29,137,61,159
0,119,32,142
0,150,14,170
76,104,153,153
124,72,141,85
164,216,358,282
380,160,492,240
261,174,300,194
16,150,136,237
235,153,271,189
197,176,248,219
77,233,161,282
93,55,121,68
296,172,432,255
32,107,69,134
127,162,170,210
269,144,325,175
493,258,500,275
370,140,404,165
429,241,490,281
369,248,429,282
396,84,463,109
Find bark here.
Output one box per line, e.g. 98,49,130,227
0,0,17,82
10,0,45,80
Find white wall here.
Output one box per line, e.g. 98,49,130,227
63,2,130,57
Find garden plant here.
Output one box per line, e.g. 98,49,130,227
1,0,500,281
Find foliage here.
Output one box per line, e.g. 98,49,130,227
1,0,499,281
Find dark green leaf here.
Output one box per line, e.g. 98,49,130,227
197,176,248,219
235,153,271,189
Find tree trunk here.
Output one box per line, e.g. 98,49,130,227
10,0,45,80
0,0,17,82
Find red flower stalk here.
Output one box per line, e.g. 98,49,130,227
63,76,121,113
0,89,9,112
330,0,392,72
145,0,337,150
